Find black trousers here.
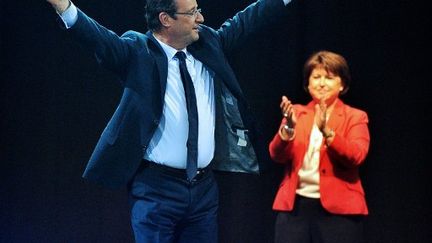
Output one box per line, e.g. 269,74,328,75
275,195,365,243
128,161,218,243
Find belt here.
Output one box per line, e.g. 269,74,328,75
142,159,211,181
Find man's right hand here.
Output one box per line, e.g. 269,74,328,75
46,0,70,14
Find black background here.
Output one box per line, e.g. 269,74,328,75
1,0,430,242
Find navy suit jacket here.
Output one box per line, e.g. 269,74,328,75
67,0,288,188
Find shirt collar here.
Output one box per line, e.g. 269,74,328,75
152,34,192,62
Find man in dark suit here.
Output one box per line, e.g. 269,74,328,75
47,0,294,242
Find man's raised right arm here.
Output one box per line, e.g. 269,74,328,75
45,0,138,78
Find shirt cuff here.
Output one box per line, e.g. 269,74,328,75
59,1,78,29
283,0,292,5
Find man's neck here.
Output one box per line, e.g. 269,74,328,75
153,32,186,51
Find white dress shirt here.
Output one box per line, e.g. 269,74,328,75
144,39,215,169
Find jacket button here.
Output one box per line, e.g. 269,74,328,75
153,119,159,125
321,169,326,174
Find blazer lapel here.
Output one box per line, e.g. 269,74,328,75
146,32,168,99
327,99,344,132
188,40,247,104
303,102,316,150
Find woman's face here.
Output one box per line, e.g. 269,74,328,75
307,66,344,105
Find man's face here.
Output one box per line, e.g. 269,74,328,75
169,0,204,48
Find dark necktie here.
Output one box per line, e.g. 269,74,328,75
175,51,198,181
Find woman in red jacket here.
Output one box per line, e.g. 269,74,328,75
269,51,370,243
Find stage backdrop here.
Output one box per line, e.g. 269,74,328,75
1,0,430,242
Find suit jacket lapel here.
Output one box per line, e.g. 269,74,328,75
145,30,247,105
303,103,316,150
188,40,247,104
327,98,344,132
146,32,168,99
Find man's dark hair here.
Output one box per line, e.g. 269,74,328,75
145,0,178,32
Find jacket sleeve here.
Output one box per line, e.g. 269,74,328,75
216,0,288,53
67,9,139,78
269,119,294,164
327,110,370,168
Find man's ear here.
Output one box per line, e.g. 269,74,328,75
159,12,172,28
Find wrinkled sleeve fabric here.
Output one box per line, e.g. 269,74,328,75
328,110,370,168
217,0,291,53
269,118,295,164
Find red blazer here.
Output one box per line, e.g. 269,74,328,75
269,99,370,215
